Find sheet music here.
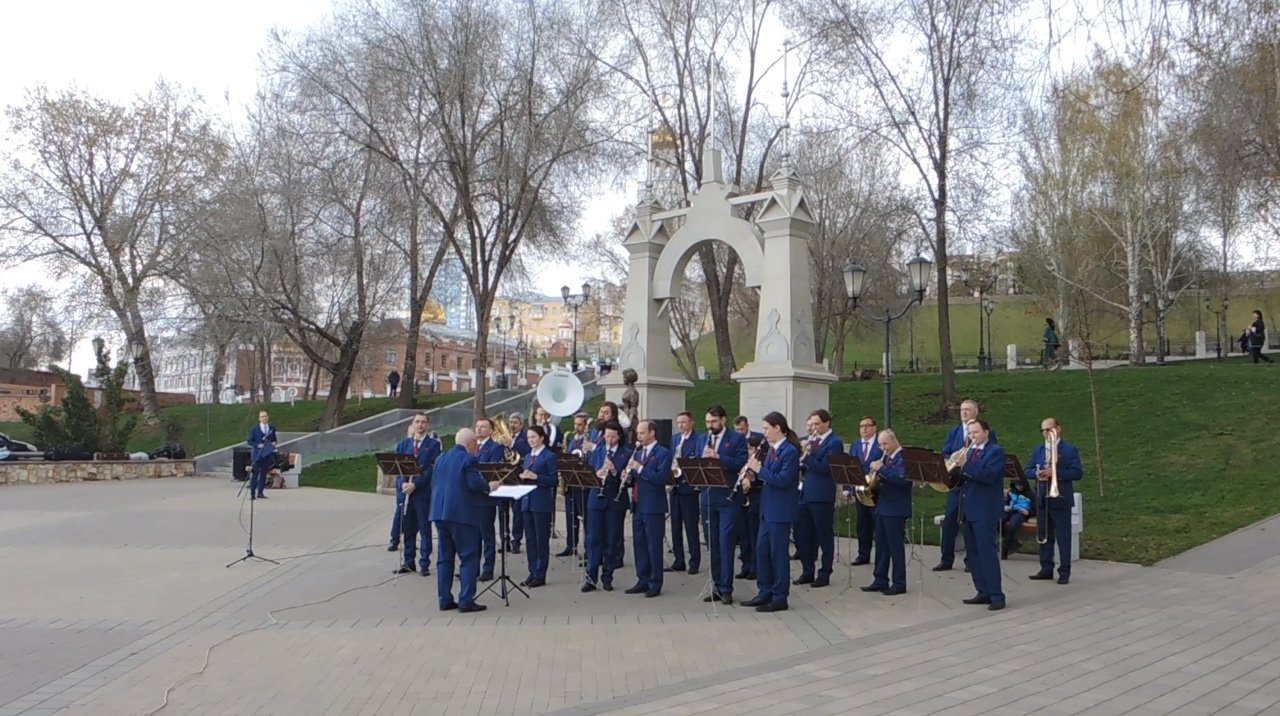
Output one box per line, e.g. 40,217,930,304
490,485,537,499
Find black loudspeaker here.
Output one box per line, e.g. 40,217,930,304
651,418,673,448
232,447,251,481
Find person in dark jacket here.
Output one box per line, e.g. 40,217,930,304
1246,310,1272,363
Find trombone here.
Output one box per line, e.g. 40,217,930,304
1036,427,1060,545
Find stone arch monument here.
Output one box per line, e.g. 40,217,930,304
600,147,836,425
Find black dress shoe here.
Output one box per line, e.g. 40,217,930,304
1057,575,1070,585
860,583,889,592
644,589,661,598
931,563,953,572
963,565,971,573
664,564,686,572
459,603,488,613
790,553,800,561
720,594,733,606
624,584,647,594
419,568,431,577
851,557,871,566
387,544,399,552
793,574,814,585
1029,572,1054,580
602,582,613,592
810,578,830,588
744,572,756,581
509,545,521,554
687,567,699,575
479,573,493,582
882,586,906,596
527,578,546,588
394,565,414,574
555,548,575,557
756,601,789,612
439,601,458,611
581,583,596,593
988,600,1006,611
256,494,268,499
734,570,750,579
740,596,768,607
962,595,992,605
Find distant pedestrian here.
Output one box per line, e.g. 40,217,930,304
1246,310,1272,364
387,369,401,397
1041,318,1061,368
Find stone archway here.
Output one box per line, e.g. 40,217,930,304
601,147,836,425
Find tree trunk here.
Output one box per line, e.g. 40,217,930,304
210,345,228,404
699,246,738,380
400,308,423,408
257,335,274,403
472,328,490,421
1126,245,1144,365
934,205,957,414
318,339,360,430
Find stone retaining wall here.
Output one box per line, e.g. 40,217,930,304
0,460,197,486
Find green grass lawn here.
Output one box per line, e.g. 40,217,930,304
300,358,1279,565
0,392,471,456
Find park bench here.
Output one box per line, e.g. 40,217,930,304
933,492,1083,561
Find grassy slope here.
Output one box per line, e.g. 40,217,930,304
303,359,1279,565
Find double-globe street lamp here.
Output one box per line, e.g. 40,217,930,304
562,282,591,372
962,263,997,372
494,314,515,388
843,256,933,428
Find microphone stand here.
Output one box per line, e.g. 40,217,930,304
227,463,278,567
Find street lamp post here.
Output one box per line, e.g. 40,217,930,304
1206,296,1229,360
516,338,528,384
843,256,934,428
562,282,591,373
982,297,995,368
963,264,997,372
495,314,515,388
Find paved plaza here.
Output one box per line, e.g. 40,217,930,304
2,478,1279,715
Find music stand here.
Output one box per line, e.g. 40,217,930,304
372,453,423,572
555,454,597,576
1002,454,1024,481
900,447,954,491
479,468,533,607
826,455,868,598
675,458,725,609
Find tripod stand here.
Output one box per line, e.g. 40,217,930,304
479,492,532,606
827,454,867,601
227,481,278,567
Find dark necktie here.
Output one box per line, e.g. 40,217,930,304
632,447,646,503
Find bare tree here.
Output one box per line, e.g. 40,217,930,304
0,286,68,369
0,83,223,421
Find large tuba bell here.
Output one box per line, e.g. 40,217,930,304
535,368,585,420
490,412,520,464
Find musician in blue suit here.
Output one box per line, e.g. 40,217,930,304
431,429,497,613
860,429,910,595
474,418,508,580
558,413,593,558
246,411,277,500
934,400,997,572
698,406,748,605
582,422,631,592
847,416,883,565
393,414,441,576
795,410,844,588
956,420,1007,610
741,412,801,613
517,425,557,587
504,413,529,553
594,401,626,569
667,411,702,574
1025,417,1083,584
625,420,671,597
733,416,764,579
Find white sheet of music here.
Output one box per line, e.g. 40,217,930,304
490,485,537,499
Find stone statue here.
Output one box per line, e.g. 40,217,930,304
620,368,640,439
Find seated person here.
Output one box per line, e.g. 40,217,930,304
1001,477,1034,559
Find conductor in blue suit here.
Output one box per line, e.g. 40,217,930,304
956,420,1007,610
246,411,276,500
860,429,910,595
698,406,747,605
517,425,557,587
847,416,883,565
1026,417,1083,585
741,412,801,613
935,400,997,572
625,419,671,598
795,409,844,588
394,414,441,576
581,421,631,592
431,428,498,613
474,418,507,581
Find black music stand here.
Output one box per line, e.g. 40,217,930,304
478,464,530,606
1002,454,1024,482
675,458,724,608
900,447,954,491
826,454,868,598
555,454,597,577
373,453,422,572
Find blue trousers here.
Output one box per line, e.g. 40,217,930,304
754,520,792,604
739,499,760,571
795,502,835,580
390,489,406,546
939,489,969,567
564,488,587,549
249,456,273,496
872,514,907,589
522,509,552,581
701,490,741,596
855,501,876,560
401,491,432,570
632,512,666,592
1038,505,1073,576
669,491,701,568
584,507,625,585
479,505,496,574
434,520,480,607
963,518,1004,601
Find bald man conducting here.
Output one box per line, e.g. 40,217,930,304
431,429,501,613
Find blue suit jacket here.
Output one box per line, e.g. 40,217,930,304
476,438,506,464
959,443,1006,523
799,433,845,504
942,424,998,455
518,449,557,513
247,424,277,463
630,442,672,515
757,441,800,523
669,431,702,495
586,443,632,510
394,435,441,491
874,448,912,518
846,436,883,497
1023,440,1083,509
430,446,490,528
702,430,748,493
512,431,531,457
565,432,592,455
